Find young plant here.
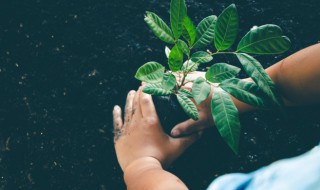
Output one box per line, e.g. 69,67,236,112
135,0,291,154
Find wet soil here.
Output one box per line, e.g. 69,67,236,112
0,0,320,189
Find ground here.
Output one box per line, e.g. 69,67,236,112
0,0,320,189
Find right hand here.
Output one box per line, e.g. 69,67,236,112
171,71,216,137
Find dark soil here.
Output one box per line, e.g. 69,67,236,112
153,95,190,134
1,0,320,190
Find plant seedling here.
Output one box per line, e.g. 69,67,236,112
135,0,291,154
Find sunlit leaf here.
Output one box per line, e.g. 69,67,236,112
177,39,190,56
135,62,165,83
191,51,213,64
192,77,211,105
182,16,196,46
181,60,199,72
178,89,193,98
193,15,217,49
144,11,175,44
220,78,272,108
214,4,238,51
177,93,199,120
143,83,173,95
165,46,171,58
162,73,177,90
170,0,187,39
211,88,240,154
237,24,291,55
236,53,282,107
169,44,183,71
205,63,240,83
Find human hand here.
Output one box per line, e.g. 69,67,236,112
113,87,200,172
171,71,215,137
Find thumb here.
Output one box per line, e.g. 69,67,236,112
171,119,203,137
171,131,202,152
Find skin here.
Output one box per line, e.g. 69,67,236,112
171,43,320,137
113,87,200,190
114,44,320,189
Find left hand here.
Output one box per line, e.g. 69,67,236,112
113,87,201,171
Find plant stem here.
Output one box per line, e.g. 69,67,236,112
210,51,236,56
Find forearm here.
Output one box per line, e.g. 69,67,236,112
124,157,188,190
266,43,320,105
232,43,320,113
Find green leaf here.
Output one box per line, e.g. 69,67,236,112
214,4,239,51
193,15,217,49
144,11,175,44
236,53,281,107
178,89,193,98
165,46,171,58
170,0,187,39
177,93,199,120
192,77,211,105
181,60,199,72
182,16,196,46
135,62,165,83
143,83,173,95
237,24,291,55
205,63,241,83
191,51,213,64
211,88,240,154
177,39,190,56
169,44,184,71
162,74,177,90
220,78,272,108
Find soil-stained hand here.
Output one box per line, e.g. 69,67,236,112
113,87,200,171
171,71,215,137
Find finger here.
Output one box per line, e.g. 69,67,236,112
124,90,136,123
139,91,157,117
113,105,123,141
171,132,202,152
171,119,203,137
132,87,142,117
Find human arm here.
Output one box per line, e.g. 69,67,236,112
113,88,200,190
171,43,320,137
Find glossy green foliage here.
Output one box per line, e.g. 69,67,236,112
135,62,165,83
177,93,199,120
191,51,213,64
144,11,175,44
165,46,171,58
237,24,291,55
193,16,217,49
214,4,238,51
170,0,187,39
211,88,240,154
192,77,211,105
178,89,193,98
181,60,198,72
139,1,291,154
177,39,190,56
220,78,272,108
205,63,240,83
236,53,281,107
143,83,173,95
182,16,196,46
169,44,183,71
162,74,177,90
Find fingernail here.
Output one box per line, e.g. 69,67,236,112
129,90,136,95
171,129,180,137
114,105,120,110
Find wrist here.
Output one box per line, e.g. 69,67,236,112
124,157,162,186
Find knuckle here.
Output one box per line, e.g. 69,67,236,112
144,116,157,125
141,96,150,104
